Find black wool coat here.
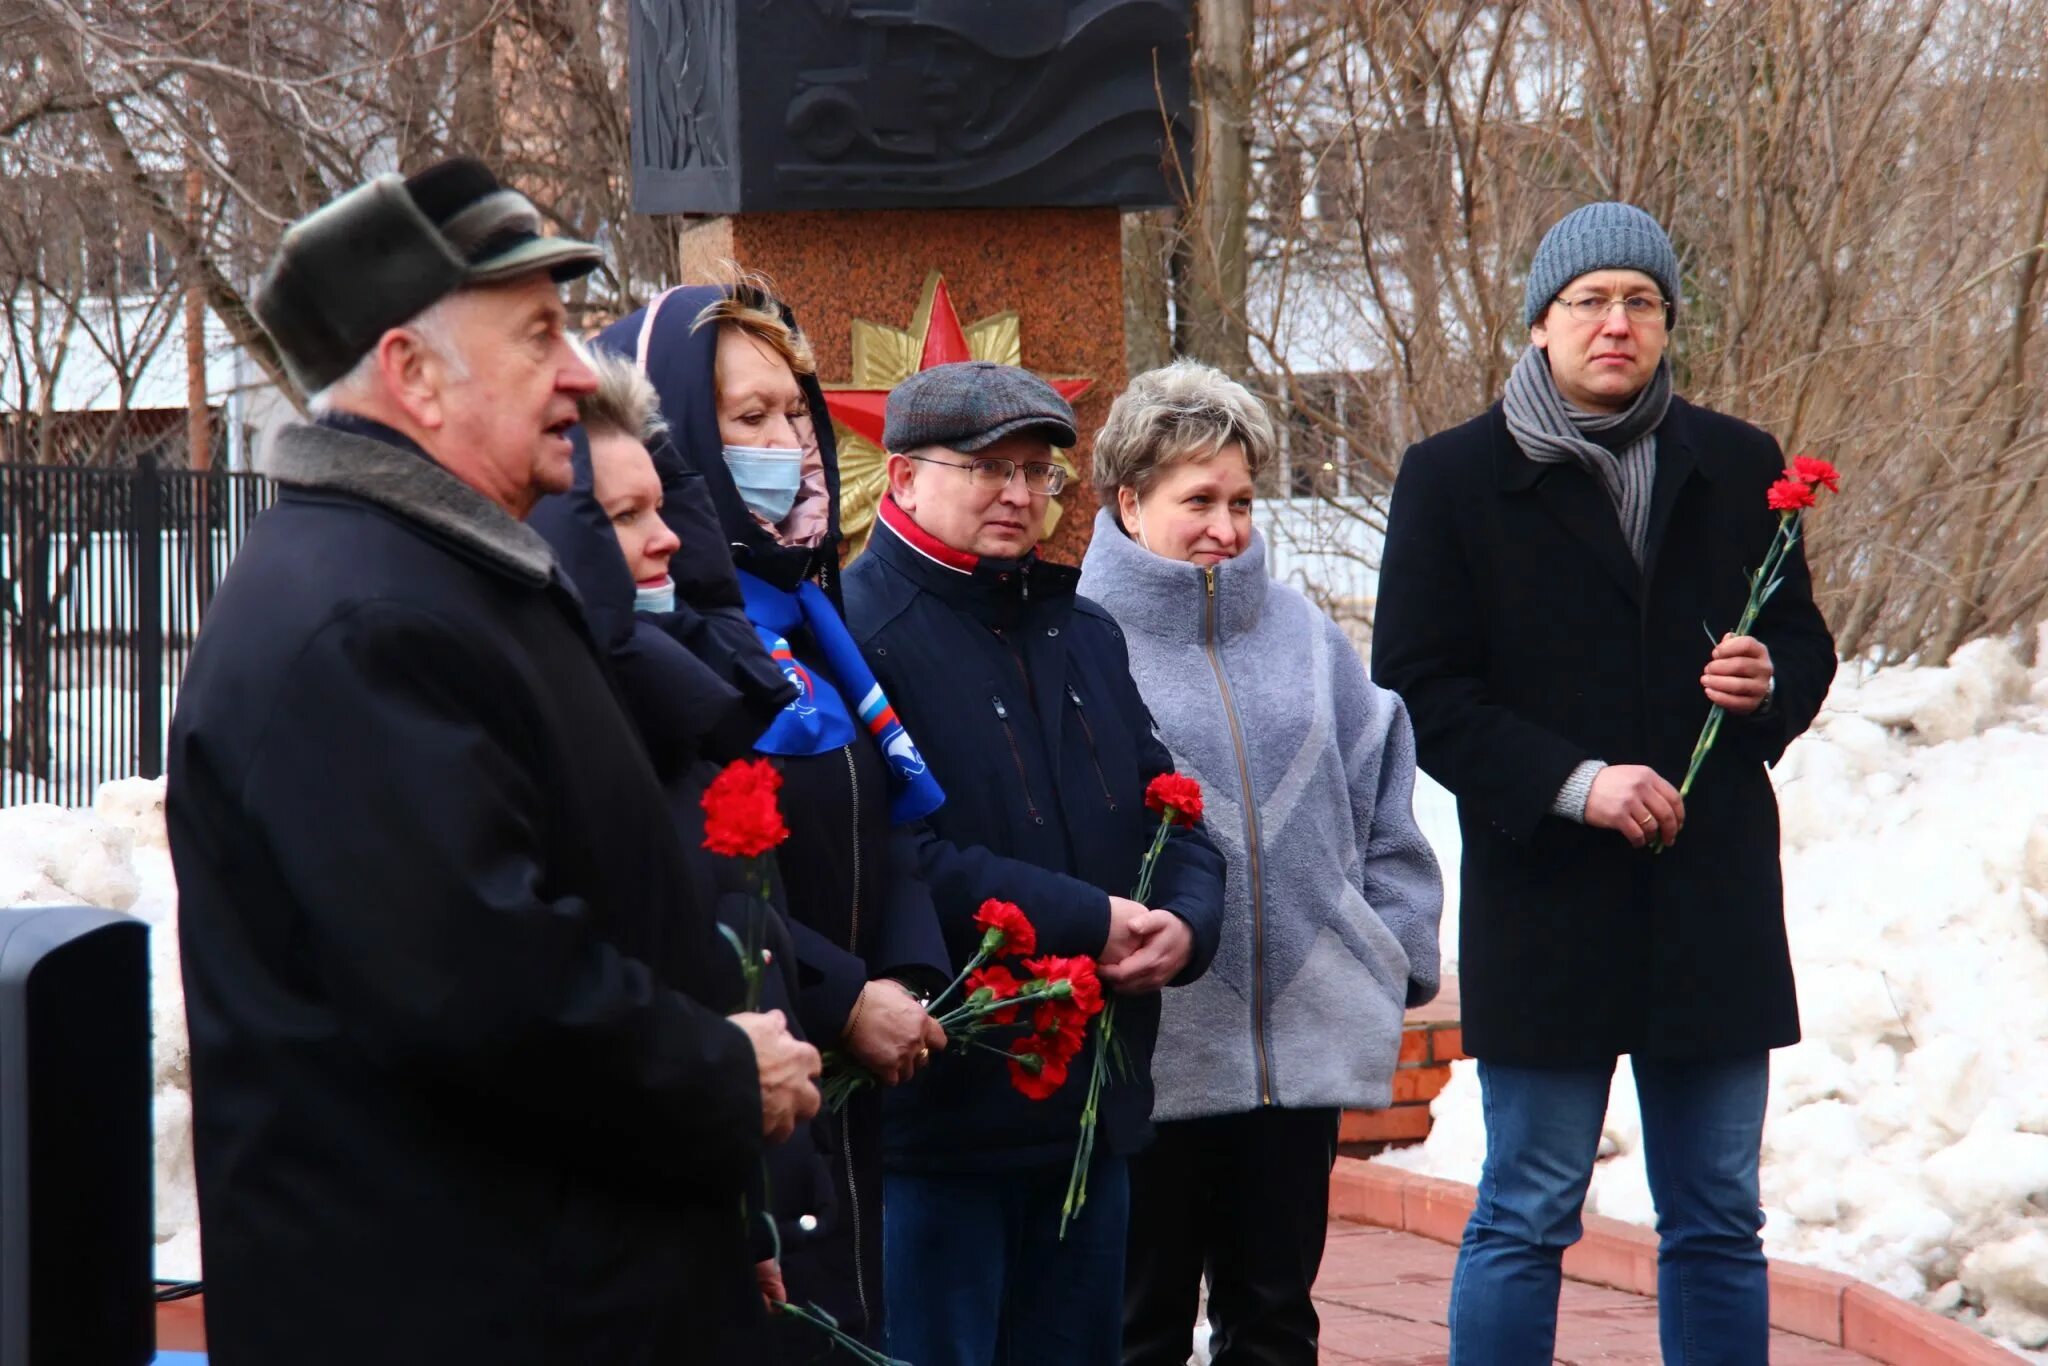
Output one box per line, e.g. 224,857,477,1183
1370,396,1837,1066
167,420,772,1366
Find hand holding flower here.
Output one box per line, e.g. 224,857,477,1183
842,979,947,1085
1062,771,1206,1239
730,1009,821,1143
1586,765,1684,850
1101,895,1150,965
1651,454,1839,853
1701,633,1774,714
756,1259,788,1309
1099,909,1193,993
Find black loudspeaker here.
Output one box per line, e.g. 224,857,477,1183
0,907,154,1366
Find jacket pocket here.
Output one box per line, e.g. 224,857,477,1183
990,693,1047,827
1066,684,1118,813
1339,882,1413,1011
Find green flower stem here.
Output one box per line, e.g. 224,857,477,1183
818,1052,872,1113
1059,807,1173,1240
1059,1000,1117,1241
774,1300,914,1365
1130,816,1174,906
932,980,1070,1032
1655,510,1802,852
927,928,1004,1018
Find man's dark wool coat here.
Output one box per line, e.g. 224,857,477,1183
1370,395,1837,1067
167,419,772,1366
842,506,1228,1173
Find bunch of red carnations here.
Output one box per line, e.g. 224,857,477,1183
819,898,1106,1110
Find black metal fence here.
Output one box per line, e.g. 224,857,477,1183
1,457,276,808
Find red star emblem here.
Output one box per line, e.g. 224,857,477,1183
824,271,1094,558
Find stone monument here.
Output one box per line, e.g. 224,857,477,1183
630,0,1192,563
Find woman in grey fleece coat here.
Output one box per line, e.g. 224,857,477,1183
1077,361,1443,1366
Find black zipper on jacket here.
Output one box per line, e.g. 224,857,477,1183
1066,684,1117,811
991,694,1046,825
1205,566,1275,1105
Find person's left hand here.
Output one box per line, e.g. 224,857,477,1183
756,1258,787,1308
1702,633,1773,715
1100,909,1193,994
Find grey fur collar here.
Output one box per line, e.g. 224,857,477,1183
1079,506,1271,644
266,421,556,586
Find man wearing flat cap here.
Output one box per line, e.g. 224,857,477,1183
1372,202,1836,1363
167,157,820,1365
838,361,1225,1365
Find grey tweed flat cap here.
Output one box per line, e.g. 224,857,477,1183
253,156,603,395
1523,202,1681,327
883,361,1077,453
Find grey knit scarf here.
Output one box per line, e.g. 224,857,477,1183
1503,347,1672,565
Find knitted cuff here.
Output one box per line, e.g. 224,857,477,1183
1552,759,1607,823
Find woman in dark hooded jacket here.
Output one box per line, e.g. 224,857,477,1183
526,355,834,1328
593,280,951,1349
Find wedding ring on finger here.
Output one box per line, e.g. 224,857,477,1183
1638,813,1657,829
917,1046,931,1065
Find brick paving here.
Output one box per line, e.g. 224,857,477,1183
1311,1222,1868,1364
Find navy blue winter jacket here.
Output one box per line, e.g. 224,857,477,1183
841,500,1227,1173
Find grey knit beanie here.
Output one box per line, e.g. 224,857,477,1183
1522,202,1681,327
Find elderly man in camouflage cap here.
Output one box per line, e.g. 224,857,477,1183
839,360,1226,1366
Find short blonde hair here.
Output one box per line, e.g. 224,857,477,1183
577,348,667,444
690,266,817,382
1091,360,1276,496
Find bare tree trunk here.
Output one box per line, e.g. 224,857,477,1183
1122,209,1177,376
184,165,211,472
1181,0,1253,375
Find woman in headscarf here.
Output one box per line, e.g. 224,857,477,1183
593,277,950,1350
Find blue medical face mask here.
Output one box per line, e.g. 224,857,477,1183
632,577,676,615
723,444,804,525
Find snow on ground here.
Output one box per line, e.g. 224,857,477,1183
6,631,2047,1336
0,776,198,1281
1381,628,2048,1356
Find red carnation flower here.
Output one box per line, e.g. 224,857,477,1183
1007,1037,1071,1101
973,899,1038,958
1766,477,1817,513
966,964,1024,1025
1790,454,1840,493
701,758,790,858
1063,957,1104,1018
1145,773,1204,826
1031,1003,1089,1065
1023,954,1105,1019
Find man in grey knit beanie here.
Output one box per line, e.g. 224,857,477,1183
1372,201,1838,1364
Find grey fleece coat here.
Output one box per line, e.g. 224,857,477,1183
1077,510,1443,1120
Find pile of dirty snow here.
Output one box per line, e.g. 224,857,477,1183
0,777,198,1280
1381,628,2048,1356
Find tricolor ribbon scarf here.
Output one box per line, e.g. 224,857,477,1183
736,570,946,824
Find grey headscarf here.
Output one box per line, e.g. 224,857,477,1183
1502,347,1672,566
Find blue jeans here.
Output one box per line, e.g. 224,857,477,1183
1448,1054,1769,1366
883,1155,1129,1366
